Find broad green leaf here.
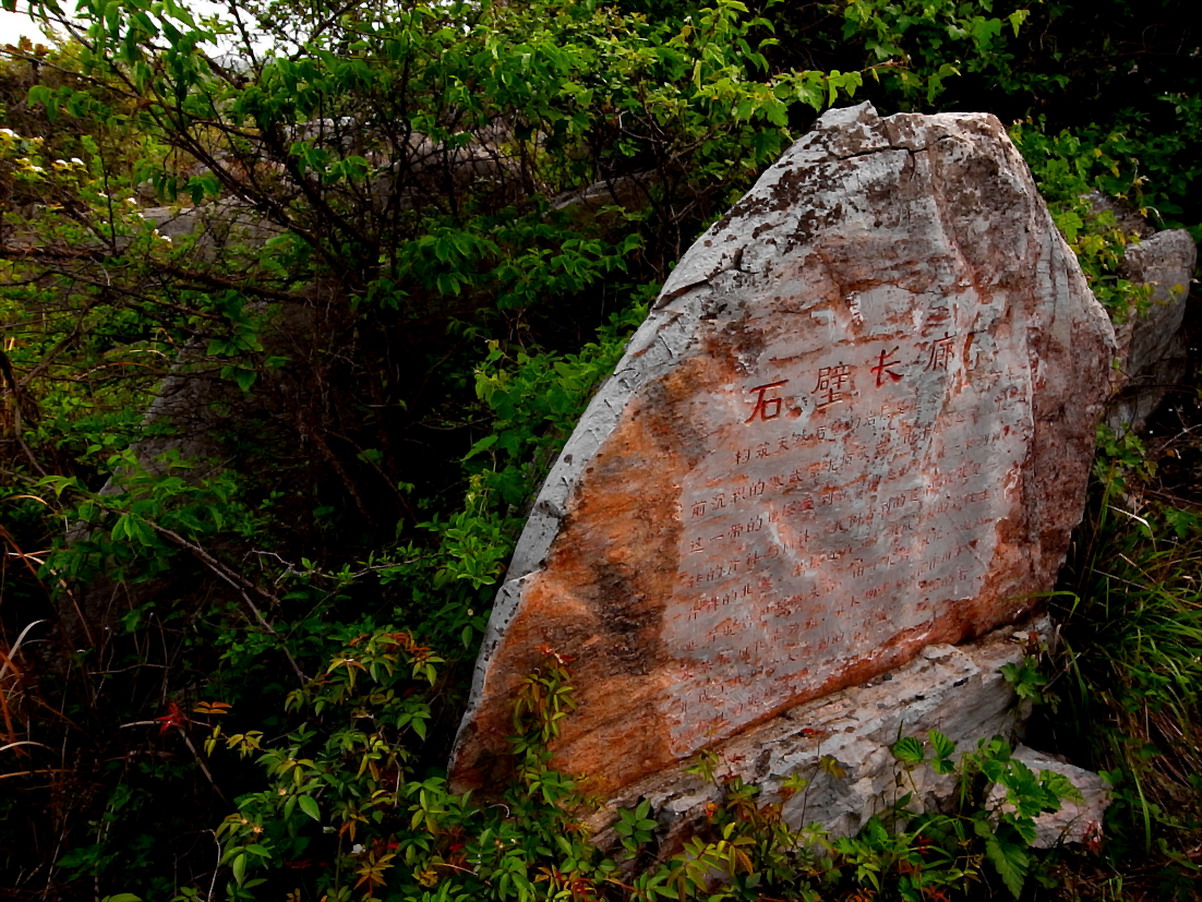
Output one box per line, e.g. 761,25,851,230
984,831,1028,899
892,736,925,765
1041,769,1084,804
231,852,247,886
929,729,956,760
298,794,321,822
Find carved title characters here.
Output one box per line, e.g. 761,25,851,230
745,380,786,423
744,333,957,425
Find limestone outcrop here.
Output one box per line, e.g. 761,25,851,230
450,103,1117,814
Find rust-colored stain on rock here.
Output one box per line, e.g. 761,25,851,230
450,104,1116,800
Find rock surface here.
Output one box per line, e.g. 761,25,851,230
1109,228,1197,431
450,103,1117,802
586,618,1099,851
1003,746,1111,849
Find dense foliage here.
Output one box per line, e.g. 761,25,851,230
1,0,1200,899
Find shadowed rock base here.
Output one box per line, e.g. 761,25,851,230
588,616,1108,857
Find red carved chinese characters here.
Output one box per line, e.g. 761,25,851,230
745,380,787,423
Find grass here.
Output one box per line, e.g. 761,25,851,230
1038,413,1202,898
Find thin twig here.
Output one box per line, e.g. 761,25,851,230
146,522,307,684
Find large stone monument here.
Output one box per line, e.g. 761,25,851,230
450,104,1116,821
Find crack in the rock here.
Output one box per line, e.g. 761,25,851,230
825,139,946,163
654,277,710,309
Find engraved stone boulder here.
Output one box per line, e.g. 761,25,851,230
450,103,1117,808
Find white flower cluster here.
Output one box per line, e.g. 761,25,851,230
0,127,43,145
1,128,60,179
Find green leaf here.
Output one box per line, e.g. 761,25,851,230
929,729,956,760
219,365,258,392
231,852,247,887
298,794,321,822
127,517,156,547
464,434,498,460
975,817,1028,898
892,736,925,765
26,83,53,111
1040,769,1084,805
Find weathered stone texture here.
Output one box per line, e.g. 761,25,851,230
1109,228,1197,431
450,103,1116,801
587,618,1103,851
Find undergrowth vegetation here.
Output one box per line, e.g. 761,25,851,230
191,638,1086,902
1037,426,1202,899
1,0,1200,899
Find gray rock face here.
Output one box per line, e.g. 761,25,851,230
1109,229,1197,431
450,104,1116,811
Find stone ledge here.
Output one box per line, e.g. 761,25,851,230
586,616,1106,855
